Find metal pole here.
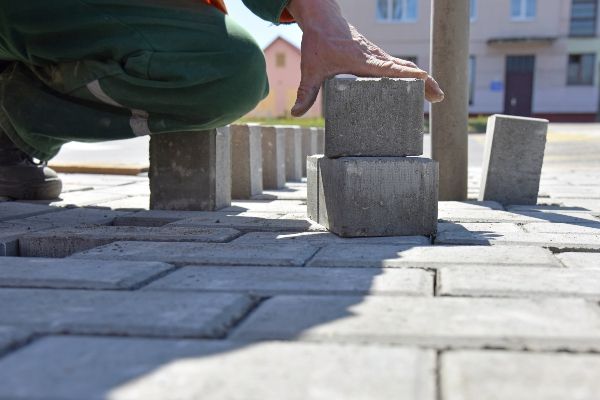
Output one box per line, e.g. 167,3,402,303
430,0,470,200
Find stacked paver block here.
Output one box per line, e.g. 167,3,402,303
308,77,438,237
315,127,325,154
230,124,263,199
301,127,318,177
284,126,303,182
150,128,231,211
479,114,548,205
261,126,286,190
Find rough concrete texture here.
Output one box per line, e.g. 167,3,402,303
166,214,321,233
324,77,424,157
12,207,132,227
442,351,600,400
0,257,174,290
19,225,240,257
0,288,254,338
301,126,318,176
233,296,600,351
307,245,560,268
0,337,436,400
557,252,600,268
479,115,549,205
149,128,231,211
0,202,61,222
0,222,53,256
284,126,303,182
230,124,263,199
438,266,600,299
308,156,438,237
72,241,319,267
306,155,319,222
261,126,286,189
144,266,433,296
232,231,431,246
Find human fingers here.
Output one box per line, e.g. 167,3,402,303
291,74,322,117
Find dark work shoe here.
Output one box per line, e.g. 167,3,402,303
0,130,62,200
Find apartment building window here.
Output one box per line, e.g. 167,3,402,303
568,54,596,85
570,0,598,37
511,0,536,20
469,56,476,105
377,0,418,22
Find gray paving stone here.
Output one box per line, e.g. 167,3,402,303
284,126,303,182
261,126,286,190
556,252,600,269
0,288,254,338
437,222,523,234
0,326,30,355
438,266,600,299
166,214,321,233
113,210,289,228
479,115,548,205
0,337,436,400
95,195,150,210
521,222,600,235
33,190,129,207
311,156,438,237
435,229,600,251
324,77,424,157
438,209,599,224
230,124,263,200
307,244,559,268
232,231,431,246
144,266,433,296
0,257,174,289
438,201,504,211
306,155,319,222
19,226,241,257
0,222,54,256
232,296,600,351
72,241,319,267
301,126,318,176
10,208,132,228
149,128,231,211
256,185,308,201
442,350,600,400
0,202,61,222
223,200,307,214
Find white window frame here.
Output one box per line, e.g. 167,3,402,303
376,0,418,23
511,0,536,21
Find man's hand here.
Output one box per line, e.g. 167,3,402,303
286,0,445,117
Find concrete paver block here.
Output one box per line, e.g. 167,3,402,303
1,222,53,256
166,214,322,233
307,244,560,268
0,337,436,400
72,241,319,266
230,124,263,199
223,199,307,214
149,128,231,211
0,288,254,338
301,127,318,176
521,222,600,235
315,127,325,154
19,225,241,257
479,115,548,205
0,326,30,355
284,126,303,182
438,266,600,299
324,78,424,157
232,231,431,246
0,202,61,222
438,200,504,211
442,351,600,400
261,126,286,189
10,208,132,227
0,257,174,289
144,266,433,296
308,156,438,237
232,295,600,351
557,252,600,269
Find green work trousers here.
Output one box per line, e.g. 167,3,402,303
0,0,287,161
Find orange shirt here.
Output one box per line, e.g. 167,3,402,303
202,0,294,23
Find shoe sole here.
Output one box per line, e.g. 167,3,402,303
0,179,62,200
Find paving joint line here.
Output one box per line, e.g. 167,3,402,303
128,264,180,290
225,296,270,339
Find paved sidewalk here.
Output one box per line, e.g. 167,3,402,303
0,130,599,399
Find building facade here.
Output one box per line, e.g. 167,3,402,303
339,0,600,121
248,37,323,119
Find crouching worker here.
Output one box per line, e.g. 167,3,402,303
0,0,444,200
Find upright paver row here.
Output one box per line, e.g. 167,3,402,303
308,77,439,237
